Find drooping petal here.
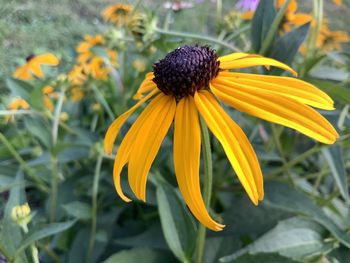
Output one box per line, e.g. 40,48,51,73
33,53,59,65
219,55,297,76
211,83,339,144
174,96,224,231
112,94,165,202
194,90,263,205
214,72,334,110
13,65,33,80
128,94,176,201
104,89,159,155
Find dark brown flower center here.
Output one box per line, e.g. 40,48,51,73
152,45,220,99
26,54,35,62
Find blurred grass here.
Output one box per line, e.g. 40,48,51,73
0,0,349,78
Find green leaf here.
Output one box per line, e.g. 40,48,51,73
5,78,32,101
268,23,310,74
251,0,276,52
222,252,301,263
62,201,92,220
0,171,26,261
307,79,350,105
16,220,76,255
102,248,177,263
310,66,349,81
263,182,350,249
155,176,197,262
220,218,333,262
322,145,350,203
24,117,52,148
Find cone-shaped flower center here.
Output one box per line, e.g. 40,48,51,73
26,54,35,62
153,45,220,99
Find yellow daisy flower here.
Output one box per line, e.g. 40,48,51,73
102,3,133,27
68,64,87,86
76,34,105,64
13,53,59,81
276,0,312,33
8,98,30,110
42,85,58,111
104,45,338,231
317,23,349,52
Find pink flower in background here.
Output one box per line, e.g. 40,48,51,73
236,0,259,12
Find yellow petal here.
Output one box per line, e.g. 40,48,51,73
174,96,225,231
33,53,59,66
211,83,339,144
219,56,297,76
133,72,157,100
194,91,263,205
104,89,159,155
43,96,54,111
218,53,259,63
112,95,164,202
128,94,176,201
215,72,334,110
29,61,45,78
13,65,33,80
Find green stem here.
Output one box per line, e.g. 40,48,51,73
155,27,241,52
50,89,65,222
259,0,291,55
91,85,115,121
268,145,321,178
0,132,48,192
195,117,213,263
87,154,103,263
216,0,222,27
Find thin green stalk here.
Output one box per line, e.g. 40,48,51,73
259,0,291,55
268,145,321,177
91,85,115,121
271,124,294,185
50,89,65,222
216,0,222,27
155,27,241,52
0,132,48,192
195,117,213,263
87,154,103,263
0,109,36,116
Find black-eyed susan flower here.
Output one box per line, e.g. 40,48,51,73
13,53,59,81
68,65,87,86
6,98,30,122
104,45,338,231
317,22,349,52
277,0,312,33
70,87,85,102
42,85,58,111
333,0,342,6
102,3,133,27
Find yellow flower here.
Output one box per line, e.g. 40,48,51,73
70,87,85,102
76,34,105,64
102,3,133,27
333,0,342,5
276,0,312,32
84,57,110,80
42,85,58,111
317,22,349,52
8,98,30,110
13,53,59,81
104,45,338,231
68,64,87,86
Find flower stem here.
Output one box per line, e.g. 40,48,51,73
195,117,213,263
50,89,65,222
87,153,103,263
0,132,48,192
154,27,241,52
259,0,291,55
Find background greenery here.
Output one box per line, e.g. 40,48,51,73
1,0,350,262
